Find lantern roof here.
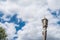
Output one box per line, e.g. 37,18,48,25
42,16,48,21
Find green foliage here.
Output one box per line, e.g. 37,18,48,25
0,27,7,40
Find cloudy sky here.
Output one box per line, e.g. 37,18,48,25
0,0,60,40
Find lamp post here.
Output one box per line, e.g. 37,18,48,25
42,17,48,40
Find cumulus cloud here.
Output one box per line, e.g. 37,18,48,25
0,0,60,40
16,6,60,40
0,22,16,40
47,0,60,10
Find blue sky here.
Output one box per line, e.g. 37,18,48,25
0,0,60,40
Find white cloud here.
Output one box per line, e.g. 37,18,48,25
16,5,60,40
4,22,16,39
47,0,60,10
0,0,60,40
0,22,16,40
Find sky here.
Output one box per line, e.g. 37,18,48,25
0,0,60,40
